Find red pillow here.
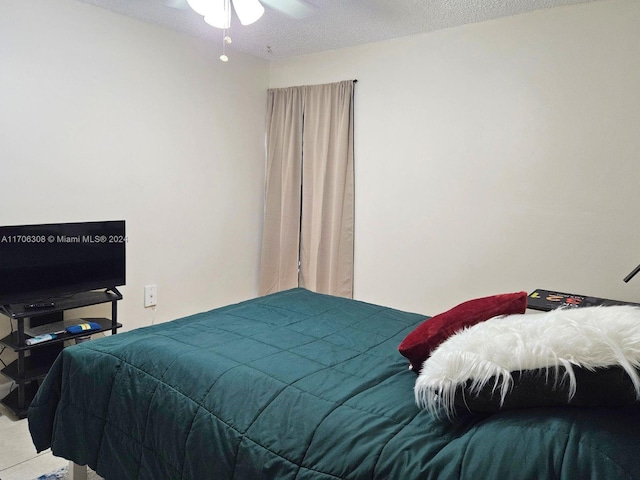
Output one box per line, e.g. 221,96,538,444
398,292,528,372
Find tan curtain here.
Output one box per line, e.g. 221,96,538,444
299,81,355,297
259,80,355,298
258,87,304,295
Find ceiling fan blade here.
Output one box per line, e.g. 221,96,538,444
261,0,317,19
232,0,265,25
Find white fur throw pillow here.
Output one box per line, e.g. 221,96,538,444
415,305,640,418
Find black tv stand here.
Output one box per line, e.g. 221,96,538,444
0,289,122,418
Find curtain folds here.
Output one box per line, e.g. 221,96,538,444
258,87,304,295
258,80,355,298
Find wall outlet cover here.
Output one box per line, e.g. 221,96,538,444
144,285,157,307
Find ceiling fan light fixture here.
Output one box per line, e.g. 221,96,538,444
232,0,265,26
202,0,231,29
204,14,230,29
186,0,266,63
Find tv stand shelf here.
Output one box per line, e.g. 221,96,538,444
0,288,122,419
0,317,122,352
2,289,122,320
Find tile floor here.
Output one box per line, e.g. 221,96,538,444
0,411,67,480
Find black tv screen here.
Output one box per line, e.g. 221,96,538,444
0,220,126,305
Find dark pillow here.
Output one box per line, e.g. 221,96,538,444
398,292,528,372
453,366,640,413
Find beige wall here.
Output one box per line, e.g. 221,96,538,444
269,0,640,315
0,0,269,381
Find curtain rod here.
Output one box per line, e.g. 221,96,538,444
624,263,640,283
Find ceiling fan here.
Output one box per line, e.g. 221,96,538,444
165,0,316,61
165,0,317,22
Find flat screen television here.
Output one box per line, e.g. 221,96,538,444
0,220,126,306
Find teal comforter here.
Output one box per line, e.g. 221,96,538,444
29,289,640,479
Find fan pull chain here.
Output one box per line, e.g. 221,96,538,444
220,29,231,62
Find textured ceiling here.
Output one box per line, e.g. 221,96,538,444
76,0,602,60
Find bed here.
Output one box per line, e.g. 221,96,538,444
28,288,640,479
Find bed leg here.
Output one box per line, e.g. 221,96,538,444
68,461,88,480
